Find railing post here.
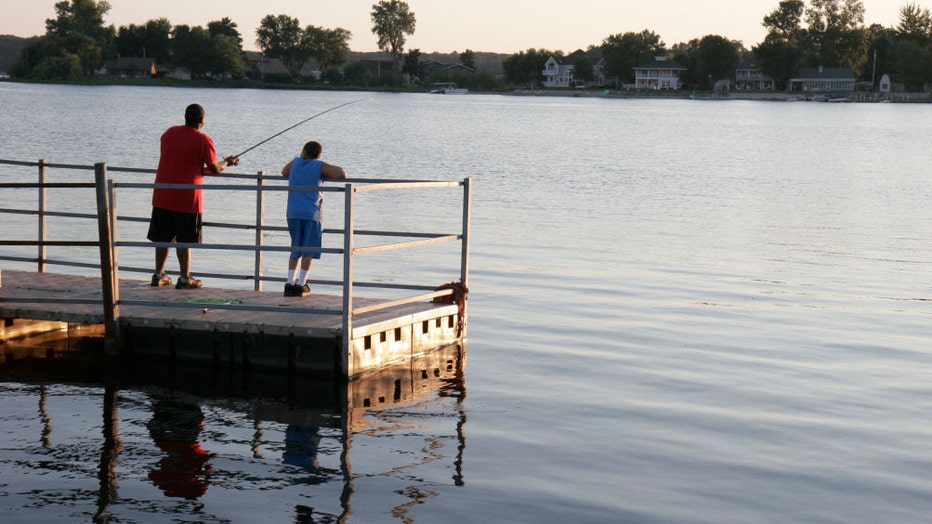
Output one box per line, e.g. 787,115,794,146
254,171,265,291
107,178,121,328
460,177,472,288
94,163,120,345
341,183,355,377
37,159,47,273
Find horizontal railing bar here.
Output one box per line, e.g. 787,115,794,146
110,214,450,240
0,297,102,306
116,240,342,254
0,182,95,189
353,181,463,192
114,182,344,192
0,159,40,168
0,208,98,221
0,160,92,171
116,298,342,316
0,257,101,270
0,208,39,216
353,230,457,239
354,235,460,255
351,289,452,315
0,256,38,264
0,240,99,247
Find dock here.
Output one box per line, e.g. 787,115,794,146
0,269,462,378
0,159,471,379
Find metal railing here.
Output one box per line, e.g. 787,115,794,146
0,158,472,356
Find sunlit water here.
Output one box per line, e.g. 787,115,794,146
2,83,932,523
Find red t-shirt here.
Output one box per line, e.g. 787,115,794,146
152,125,217,213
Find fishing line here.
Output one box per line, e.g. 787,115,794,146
233,98,369,158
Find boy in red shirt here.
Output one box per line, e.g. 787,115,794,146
147,104,238,288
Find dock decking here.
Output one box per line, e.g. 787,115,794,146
0,270,462,378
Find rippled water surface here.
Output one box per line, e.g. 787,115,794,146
2,83,932,523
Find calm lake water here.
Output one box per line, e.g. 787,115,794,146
2,82,932,523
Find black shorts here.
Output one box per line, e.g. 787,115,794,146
147,207,202,244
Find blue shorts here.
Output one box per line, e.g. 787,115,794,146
287,218,322,259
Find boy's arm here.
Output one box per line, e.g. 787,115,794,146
321,162,346,180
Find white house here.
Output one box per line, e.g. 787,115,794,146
788,66,855,92
542,49,606,87
735,62,775,90
634,56,686,90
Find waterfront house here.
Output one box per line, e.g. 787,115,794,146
242,51,290,80
735,62,774,90
542,49,606,87
788,66,855,92
100,57,155,78
634,56,686,90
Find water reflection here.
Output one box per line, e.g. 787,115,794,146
0,334,467,522
147,398,215,499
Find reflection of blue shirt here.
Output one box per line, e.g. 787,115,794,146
287,158,323,221
283,425,321,472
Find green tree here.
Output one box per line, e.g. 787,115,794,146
115,18,170,62
304,25,352,70
601,30,665,84
459,49,476,70
753,37,804,88
12,37,83,80
890,38,932,88
208,17,242,48
342,61,368,85
171,25,212,77
804,0,868,68
754,0,805,88
210,33,244,78
572,54,594,84
402,48,423,81
42,0,115,76
502,48,554,88
370,0,416,67
696,35,742,84
896,2,932,43
762,0,805,41
256,14,311,78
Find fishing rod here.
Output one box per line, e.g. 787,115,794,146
233,98,368,158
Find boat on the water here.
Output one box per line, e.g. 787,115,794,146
429,82,468,95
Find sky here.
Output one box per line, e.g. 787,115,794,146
0,0,914,53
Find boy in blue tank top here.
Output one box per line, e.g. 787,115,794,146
281,141,347,296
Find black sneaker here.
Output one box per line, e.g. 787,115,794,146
151,273,172,287
296,283,310,297
176,276,202,289
284,283,295,296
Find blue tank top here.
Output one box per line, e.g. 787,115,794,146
286,158,323,220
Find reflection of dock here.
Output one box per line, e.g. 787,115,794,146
0,336,467,520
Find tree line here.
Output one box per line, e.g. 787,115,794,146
503,1,932,91
10,0,932,91
10,0,421,85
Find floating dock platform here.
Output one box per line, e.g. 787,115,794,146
0,270,463,379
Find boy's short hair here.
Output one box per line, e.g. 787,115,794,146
302,141,322,159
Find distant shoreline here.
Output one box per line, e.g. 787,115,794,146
509,88,932,103
3,77,929,103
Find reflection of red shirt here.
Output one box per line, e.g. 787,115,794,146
149,440,213,499
152,125,217,213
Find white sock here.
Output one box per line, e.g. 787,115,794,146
287,269,296,283
299,269,309,285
